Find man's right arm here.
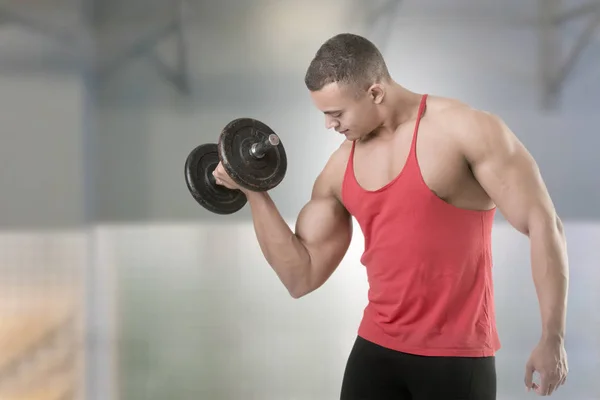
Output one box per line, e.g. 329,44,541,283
244,154,352,298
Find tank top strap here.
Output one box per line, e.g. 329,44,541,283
342,140,358,195
349,139,357,165
408,94,428,158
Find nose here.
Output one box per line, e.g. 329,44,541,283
325,115,339,130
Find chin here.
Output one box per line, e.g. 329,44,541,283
347,132,368,141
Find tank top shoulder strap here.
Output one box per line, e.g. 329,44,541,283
341,139,357,205
349,139,357,164
407,94,428,161
342,140,357,185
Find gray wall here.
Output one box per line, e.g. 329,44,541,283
0,0,598,227
0,7,85,229
0,72,85,228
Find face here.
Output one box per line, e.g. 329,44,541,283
310,82,385,141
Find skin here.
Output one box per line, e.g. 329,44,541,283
212,78,569,397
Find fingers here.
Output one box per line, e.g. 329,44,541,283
212,163,226,184
524,348,568,396
550,372,567,394
524,366,555,396
213,162,225,179
548,376,566,395
559,374,567,386
536,373,567,396
212,163,238,190
524,362,535,392
536,373,551,395
213,175,236,189
538,380,553,396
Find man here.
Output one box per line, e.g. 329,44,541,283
213,33,569,399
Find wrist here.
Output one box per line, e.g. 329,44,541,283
244,190,268,201
541,331,564,345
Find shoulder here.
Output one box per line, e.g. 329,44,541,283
426,95,502,129
426,96,516,160
312,140,353,200
321,140,353,177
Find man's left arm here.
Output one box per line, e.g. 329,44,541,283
456,109,569,395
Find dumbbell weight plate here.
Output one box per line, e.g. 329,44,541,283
218,118,287,192
184,143,248,215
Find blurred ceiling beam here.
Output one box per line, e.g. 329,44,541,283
0,5,79,48
539,0,600,109
0,0,191,94
367,0,403,53
0,0,598,108
95,2,191,95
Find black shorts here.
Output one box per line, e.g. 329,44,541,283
340,336,496,400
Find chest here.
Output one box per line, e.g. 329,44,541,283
352,127,466,201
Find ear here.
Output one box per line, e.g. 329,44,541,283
368,84,385,104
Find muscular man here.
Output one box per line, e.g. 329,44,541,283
213,33,569,399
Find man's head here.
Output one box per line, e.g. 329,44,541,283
305,33,392,140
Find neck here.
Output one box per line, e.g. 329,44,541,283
377,84,423,137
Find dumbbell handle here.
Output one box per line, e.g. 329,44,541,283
250,134,280,159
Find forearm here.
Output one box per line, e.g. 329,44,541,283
245,191,311,294
529,214,569,341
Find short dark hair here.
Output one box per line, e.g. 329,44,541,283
304,33,391,94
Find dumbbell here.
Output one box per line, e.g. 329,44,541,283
184,118,287,214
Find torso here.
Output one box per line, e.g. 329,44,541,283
328,96,494,212
330,94,500,357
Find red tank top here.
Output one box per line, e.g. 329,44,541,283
341,94,500,357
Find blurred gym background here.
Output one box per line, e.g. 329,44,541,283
0,0,598,399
